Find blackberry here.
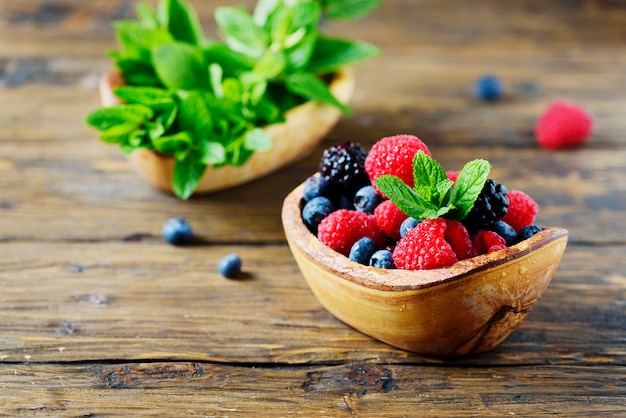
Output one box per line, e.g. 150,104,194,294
463,179,509,232
319,142,369,194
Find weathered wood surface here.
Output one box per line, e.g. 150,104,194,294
1,0,625,415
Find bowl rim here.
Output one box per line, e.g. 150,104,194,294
282,179,569,292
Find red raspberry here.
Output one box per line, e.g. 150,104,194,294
446,170,459,184
392,218,458,270
500,190,539,233
535,100,593,149
364,135,432,196
373,200,408,241
444,219,472,261
318,210,387,256
471,230,507,256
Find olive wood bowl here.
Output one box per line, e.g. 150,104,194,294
99,69,355,195
282,180,568,356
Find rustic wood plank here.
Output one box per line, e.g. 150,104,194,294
0,242,623,366
0,362,624,416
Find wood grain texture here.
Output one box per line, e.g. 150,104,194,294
1,0,625,415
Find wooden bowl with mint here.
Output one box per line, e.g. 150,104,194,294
282,135,568,356
87,0,379,199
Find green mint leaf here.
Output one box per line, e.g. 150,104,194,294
153,131,192,157
307,37,380,74
136,3,159,29
172,152,206,200
209,63,224,98
114,21,173,64
203,42,256,75
201,141,226,165
422,206,454,220
146,122,166,141
111,58,161,86
152,100,178,132
86,105,153,130
253,0,280,27
176,91,213,139
323,0,382,20
243,128,272,151
449,159,491,220
412,150,448,202
157,0,205,45
113,86,173,104
284,72,352,115
152,42,209,89
215,6,268,58
252,51,286,80
99,122,140,144
374,175,428,220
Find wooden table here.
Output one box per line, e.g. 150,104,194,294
1,0,625,415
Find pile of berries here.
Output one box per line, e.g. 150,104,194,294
300,135,541,270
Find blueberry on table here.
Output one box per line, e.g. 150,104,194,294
218,253,242,279
162,217,193,246
474,74,503,101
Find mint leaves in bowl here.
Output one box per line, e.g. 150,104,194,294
86,0,380,199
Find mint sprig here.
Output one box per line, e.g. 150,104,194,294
86,0,380,199
374,151,491,221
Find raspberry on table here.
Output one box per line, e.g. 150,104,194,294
501,190,539,233
393,218,458,270
374,200,408,241
535,100,593,149
364,134,431,196
463,179,509,232
319,142,369,195
318,209,387,256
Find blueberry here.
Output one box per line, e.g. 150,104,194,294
370,250,396,269
349,237,378,265
487,220,517,246
400,217,420,238
516,225,542,243
302,196,334,234
162,217,193,246
474,74,503,101
353,185,382,214
303,176,331,202
218,253,242,279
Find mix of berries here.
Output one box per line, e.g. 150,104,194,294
301,134,543,270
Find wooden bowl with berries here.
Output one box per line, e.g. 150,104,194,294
281,135,568,356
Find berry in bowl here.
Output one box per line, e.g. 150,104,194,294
282,135,568,356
